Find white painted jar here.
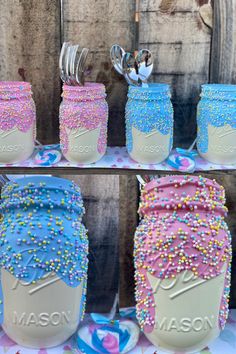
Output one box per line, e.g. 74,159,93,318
126,84,173,164
134,176,232,353
0,82,35,163
197,84,236,164
60,83,108,164
0,176,88,348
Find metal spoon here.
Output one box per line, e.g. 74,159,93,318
59,42,71,83
110,44,125,75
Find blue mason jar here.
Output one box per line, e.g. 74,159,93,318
197,84,236,164
0,176,88,348
126,84,173,164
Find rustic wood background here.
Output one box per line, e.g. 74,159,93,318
0,0,217,147
0,0,236,310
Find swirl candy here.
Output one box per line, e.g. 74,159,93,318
0,176,88,348
134,175,232,353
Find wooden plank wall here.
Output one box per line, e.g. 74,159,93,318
62,0,136,146
0,0,236,310
60,175,119,313
0,0,61,144
139,0,212,147
119,175,139,308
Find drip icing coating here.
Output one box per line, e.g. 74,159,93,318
0,81,36,133
59,83,108,154
134,175,232,333
197,84,236,154
0,176,88,325
125,84,173,153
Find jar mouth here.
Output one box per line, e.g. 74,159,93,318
62,82,106,101
128,83,171,101
63,82,105,91
201,84,236,92
1,176,84,215
145,175,223,193
140,175,227,216
129,83,170,93
0,81,32,99
0,81,31,91
201,84,236,100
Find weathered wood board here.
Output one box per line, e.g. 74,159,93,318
210,0,236,83
63,0,136,146
0,0,61,144
139,0,213,147
119,175,139,308
60,174,119,312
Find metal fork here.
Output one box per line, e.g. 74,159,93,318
75,48,89,86
59,42,89,86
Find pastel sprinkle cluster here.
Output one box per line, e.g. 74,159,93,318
0,176,88,325
126,83,173,153
0,81,36,132
197,84,236,154
60,83,108,154
134,175,232,333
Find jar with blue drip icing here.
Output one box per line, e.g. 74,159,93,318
197,84,236,164
126,83,173,164
0,176,88,348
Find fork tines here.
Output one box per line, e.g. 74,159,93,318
59,42,89,86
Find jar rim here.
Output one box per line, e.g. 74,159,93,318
129,83,170,93
0,81,31,91
63,82,105,92
144,175,223,193
201,84,236,92
2,175,80,193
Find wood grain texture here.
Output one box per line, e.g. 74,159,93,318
0,0,61,144
60,175,119,312
119,175,139,307
210,0,236,83
62,0,136,146
139,0,212,147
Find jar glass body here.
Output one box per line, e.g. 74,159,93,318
0,82,36,163
134,176,232,353
125,84,173,164
60,83,108,164
197,84,236,164
0,176,88,348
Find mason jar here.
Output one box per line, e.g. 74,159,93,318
0,81,36,163
126,83,173,164
60,83,108,164
0,176,88,348
134,175,232,353
197,84,236,164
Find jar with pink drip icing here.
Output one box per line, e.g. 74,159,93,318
59,83,108,164
134,175,232,353
0,82,36,164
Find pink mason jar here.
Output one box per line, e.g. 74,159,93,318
59,83,108,164
0,82,36,163
134,175,232,353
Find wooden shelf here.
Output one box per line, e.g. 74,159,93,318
0,147,235,175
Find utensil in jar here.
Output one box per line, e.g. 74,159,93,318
122,49,153,87
110,44,126,75
75,47,89,86
59,42,89,86
110,44,154,87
